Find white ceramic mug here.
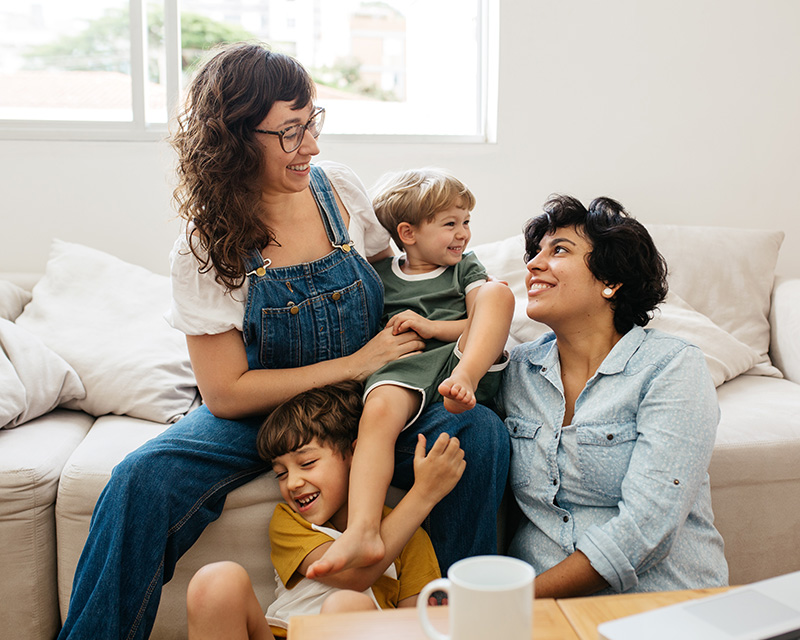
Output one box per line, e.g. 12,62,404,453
417,555,534,640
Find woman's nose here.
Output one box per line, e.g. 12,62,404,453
300,128,320,155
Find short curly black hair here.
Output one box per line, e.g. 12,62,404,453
523,195,668,334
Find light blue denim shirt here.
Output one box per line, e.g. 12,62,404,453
498,326,728,594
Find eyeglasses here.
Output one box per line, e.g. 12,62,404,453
254,107,326,153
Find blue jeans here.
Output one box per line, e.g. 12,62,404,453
58,403,509,639
394,402,510,573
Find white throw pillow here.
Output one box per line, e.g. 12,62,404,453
16,240,198,423
0,281,32,321
470,235,549,349
646,224,784,370
649,292,762,387
471,234,766,386
0,318,85,428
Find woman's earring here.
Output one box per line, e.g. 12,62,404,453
603,287,614,298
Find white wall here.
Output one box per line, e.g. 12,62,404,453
2,0,799,277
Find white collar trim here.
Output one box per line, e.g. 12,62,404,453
390,254,447,281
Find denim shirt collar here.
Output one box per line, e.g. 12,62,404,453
524,325,647,377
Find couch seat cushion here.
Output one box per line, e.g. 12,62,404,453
0,410,94,640
710,375,800,584
56,413,283,638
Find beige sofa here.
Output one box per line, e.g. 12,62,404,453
1,224,799,640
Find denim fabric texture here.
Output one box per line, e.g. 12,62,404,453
241,168,384,370
58,165,509,639
499,326,728,594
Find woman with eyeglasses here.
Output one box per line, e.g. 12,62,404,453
57,42,509,639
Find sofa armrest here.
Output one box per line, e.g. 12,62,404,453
769,275,800,384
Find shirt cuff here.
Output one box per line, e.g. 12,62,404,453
577,525,639,593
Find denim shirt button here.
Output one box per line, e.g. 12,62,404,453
563,515,569,523
332,291,342,301
607,433,614,440
541,366,547,373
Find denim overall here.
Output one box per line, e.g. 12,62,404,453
242,166,383,371
58,167,510,640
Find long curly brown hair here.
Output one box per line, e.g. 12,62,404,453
170,42,315,291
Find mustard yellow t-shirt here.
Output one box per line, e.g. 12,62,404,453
269,502,441,609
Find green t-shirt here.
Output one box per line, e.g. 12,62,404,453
372,252,488,342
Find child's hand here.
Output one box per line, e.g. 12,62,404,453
387,310,435,339
411,433,466,506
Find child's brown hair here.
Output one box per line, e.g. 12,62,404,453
257,380,364,462
372,168,476,250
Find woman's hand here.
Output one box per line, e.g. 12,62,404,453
349,325,425,380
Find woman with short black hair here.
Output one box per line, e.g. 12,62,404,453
500,194,728,598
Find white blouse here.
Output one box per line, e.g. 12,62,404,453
166,161,390,336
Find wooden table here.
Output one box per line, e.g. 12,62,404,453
287,587,732,640
557,587,730,640
288,598,579,640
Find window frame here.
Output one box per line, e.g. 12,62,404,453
0,0,497,144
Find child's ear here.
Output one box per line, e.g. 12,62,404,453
397,222,417,246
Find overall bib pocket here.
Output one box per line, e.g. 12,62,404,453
259,279,372,369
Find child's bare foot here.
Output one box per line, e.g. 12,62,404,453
306,528,385,579
438,373,477,414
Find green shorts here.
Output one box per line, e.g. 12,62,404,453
363,340,508,427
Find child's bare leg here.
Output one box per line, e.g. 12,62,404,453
187,561,274,640
439,281,515,414
306,385,420,579
320,590,378,614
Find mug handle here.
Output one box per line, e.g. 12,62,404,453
417,578,451,640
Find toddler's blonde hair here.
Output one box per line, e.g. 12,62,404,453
372,168,476,250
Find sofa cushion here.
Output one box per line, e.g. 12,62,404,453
646,224,784,374
647,291,761,387
56,414,282,638
709,375,800,584
0,318,85,429
769,276,800,385
471,234,765,387
0,410,94,640
0,280,32,321
15,240,199,424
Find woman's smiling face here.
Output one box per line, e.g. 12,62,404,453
254,100,320,197
524,225,610,329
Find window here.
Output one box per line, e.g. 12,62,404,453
0,0,494,141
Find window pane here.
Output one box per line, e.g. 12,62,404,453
180,0,482,136
0,0,133,122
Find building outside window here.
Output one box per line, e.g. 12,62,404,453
0,0,493,141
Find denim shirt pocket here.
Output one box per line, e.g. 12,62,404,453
506,416,543,491
577,421,638,502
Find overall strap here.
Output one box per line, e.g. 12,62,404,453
244,251,271,277
309,165,353,251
